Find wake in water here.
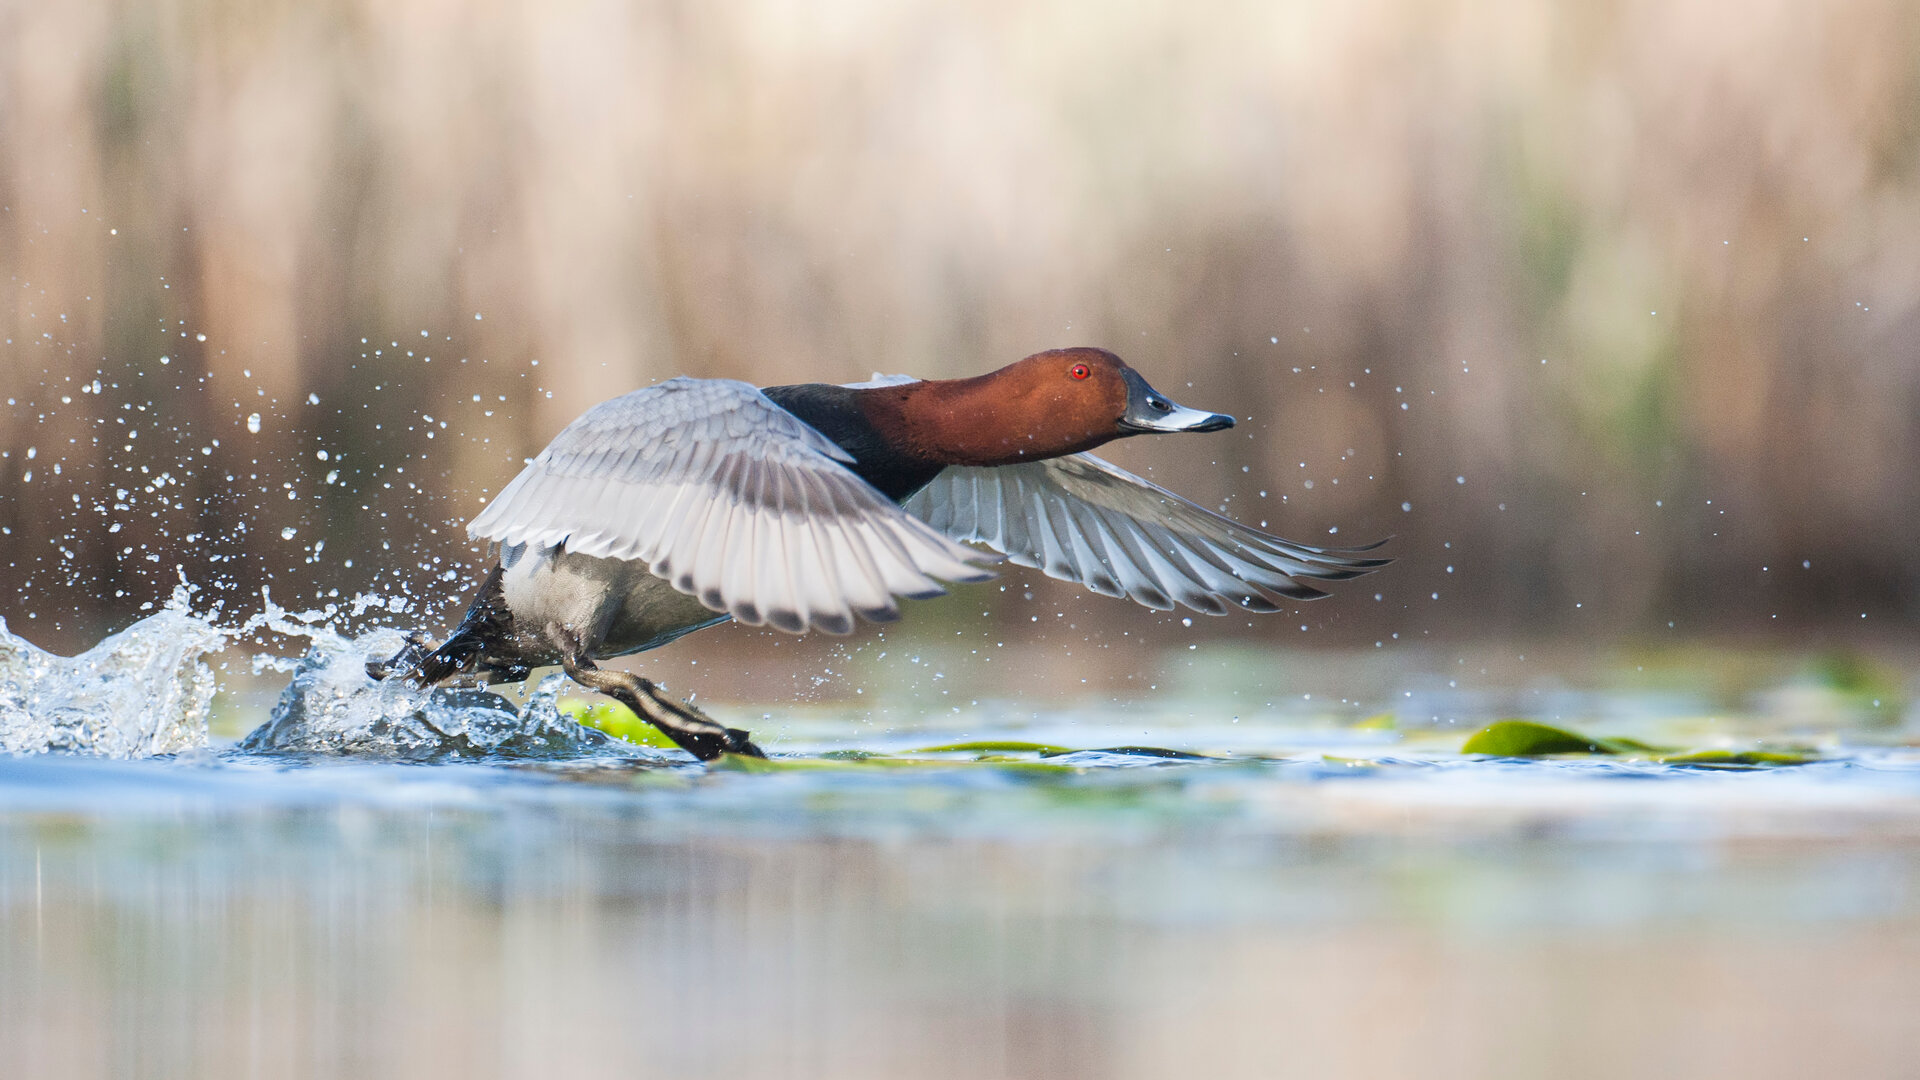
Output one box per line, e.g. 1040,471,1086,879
0,584,639,762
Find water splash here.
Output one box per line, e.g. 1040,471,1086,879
237,626,629,762
0,592,225,757
0,582,641,762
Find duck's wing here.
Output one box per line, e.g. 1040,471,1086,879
469,377,995,635
902,453,1390,615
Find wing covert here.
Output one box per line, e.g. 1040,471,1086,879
470,377,994,634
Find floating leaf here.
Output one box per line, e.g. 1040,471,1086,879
1656,748,1821,768
1460,720,1666,757
708,751,790,773
563,699,679,749
1462,719,1821,766
1462,720,1616,756
911,740,1075,756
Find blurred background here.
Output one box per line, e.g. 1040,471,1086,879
3,0,1918,676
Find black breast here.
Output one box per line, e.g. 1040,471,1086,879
760,382,945,503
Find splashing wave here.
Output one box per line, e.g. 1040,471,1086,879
0,587,640,762
0,595,225,757
239,628,623,761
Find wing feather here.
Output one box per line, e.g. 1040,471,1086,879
904,452,1388,615
468,377,994,634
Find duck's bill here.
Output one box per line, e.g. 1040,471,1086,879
1117,368,1235,433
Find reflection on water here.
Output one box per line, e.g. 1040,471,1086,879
3,606,1920,1078
4,751,1920,1079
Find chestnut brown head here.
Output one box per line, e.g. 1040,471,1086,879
868,347,1234,468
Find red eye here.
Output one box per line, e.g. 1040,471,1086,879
1069,363,1091,380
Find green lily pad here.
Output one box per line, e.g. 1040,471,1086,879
1462,720,1623,756
562,699,679,749
910,740,1076,756
1656,748,1822,768
1461,720,1669,757
1462,719,1821,766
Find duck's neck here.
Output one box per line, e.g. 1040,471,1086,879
854,375,1120,469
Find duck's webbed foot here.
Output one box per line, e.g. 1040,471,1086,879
559,651,765,762
364,624,500,685
366,632,432,682
366,564,518,686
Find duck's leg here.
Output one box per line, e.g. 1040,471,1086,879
557,646,764,762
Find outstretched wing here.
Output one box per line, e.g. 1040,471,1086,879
903,453,1389,615
470,377,995,634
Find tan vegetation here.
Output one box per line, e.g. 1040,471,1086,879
2,0,1917,648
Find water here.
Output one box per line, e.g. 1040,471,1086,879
0,604,224,758
2,605,1919,1079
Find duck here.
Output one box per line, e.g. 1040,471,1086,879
369,347,1389,760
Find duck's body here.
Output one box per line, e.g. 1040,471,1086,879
492,545,725,664
375,348,1388,759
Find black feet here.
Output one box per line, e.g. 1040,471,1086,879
661,722,766,762
561,653,765,762
364,631,482,686
366,565,517,686
369,588,764,764
366,633,431,682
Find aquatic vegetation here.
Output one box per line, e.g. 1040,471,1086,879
910,740,1079,756
1461,718,1821,767
1460,720,1654,756
564,698,682,750
0,592,1883,778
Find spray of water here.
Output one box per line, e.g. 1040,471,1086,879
0,583,224,757
0,581,644,762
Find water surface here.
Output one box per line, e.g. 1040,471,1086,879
2,604,1918,1079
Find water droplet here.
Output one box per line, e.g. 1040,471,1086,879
246,413,261,433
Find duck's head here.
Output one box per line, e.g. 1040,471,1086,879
871,347,1234,467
